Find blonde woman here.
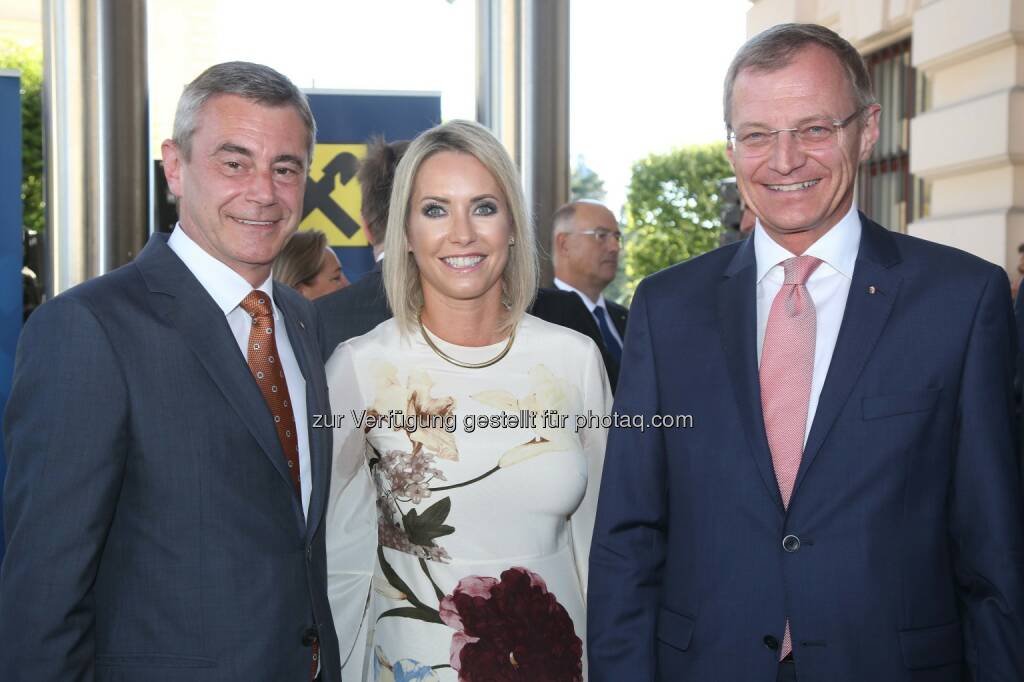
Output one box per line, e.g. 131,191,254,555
324,120,611,681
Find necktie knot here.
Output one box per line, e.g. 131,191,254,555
783,255,822,286
240,291,272,320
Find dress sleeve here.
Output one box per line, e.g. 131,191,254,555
570,337,613,595
324,343,377,675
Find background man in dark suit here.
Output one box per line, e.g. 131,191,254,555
0,62,341,681
1016,286,1024,484
552,200,628,374
316,141,620,389
589,24,1024,682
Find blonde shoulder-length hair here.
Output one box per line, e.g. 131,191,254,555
383,119,539,335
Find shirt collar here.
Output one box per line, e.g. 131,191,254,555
167,223,276,317
753,203,861,284
553,277,606,312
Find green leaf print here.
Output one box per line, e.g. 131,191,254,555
403,497,455,547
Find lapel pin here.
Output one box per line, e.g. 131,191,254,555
299,321,306,330
867,285,878,295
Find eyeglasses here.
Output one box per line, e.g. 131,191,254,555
728,108,864,157
575,228,622,245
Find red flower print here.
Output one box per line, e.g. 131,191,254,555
439,567,582,681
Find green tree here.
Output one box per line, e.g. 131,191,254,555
570,156,606,201
622,142,733,297
0,39,44,234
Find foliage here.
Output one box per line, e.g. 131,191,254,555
0,39,44,234
622,142,733,298
570,156,606,201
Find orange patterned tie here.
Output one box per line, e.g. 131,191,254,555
759,255,822,661
240,291,301,495
238,291,318,678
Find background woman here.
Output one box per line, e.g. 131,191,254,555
273,229,349,299
325,120,610,682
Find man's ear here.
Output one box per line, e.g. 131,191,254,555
359,212,374,247
161,139,184,197
858,104,882,162
554,231,568,258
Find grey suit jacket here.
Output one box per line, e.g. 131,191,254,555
0,233,341,681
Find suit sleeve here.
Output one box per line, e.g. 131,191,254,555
0,297,129,682
323,343,376,677
587,281,667,681
570,337,612,595
950,267,1024,679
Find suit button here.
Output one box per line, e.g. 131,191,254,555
783,534,801,552
306,545,312,560
763,635,779,650
301,627,318,647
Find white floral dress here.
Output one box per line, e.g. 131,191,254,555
324,314,611,682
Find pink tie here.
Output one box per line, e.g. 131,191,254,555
759,255,822,660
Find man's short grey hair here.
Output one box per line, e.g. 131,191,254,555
551,201,580,238
723,23,876,129
172,61,317,163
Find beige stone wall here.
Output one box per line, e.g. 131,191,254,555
0,1,217,162
0,19,41,47
747,0,1024,274
0,0,41,45
147,0,217,157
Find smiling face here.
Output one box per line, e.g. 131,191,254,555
407,150,512,314
162,94,309,286
726,45,879,253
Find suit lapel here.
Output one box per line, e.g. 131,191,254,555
276,284,329,541
136,235,303,506
717,237,785,512
792,216,902,497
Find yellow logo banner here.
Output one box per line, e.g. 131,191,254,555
300,144,367,246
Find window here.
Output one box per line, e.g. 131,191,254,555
858,39,929,232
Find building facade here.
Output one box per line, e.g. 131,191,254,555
748,0,1024,276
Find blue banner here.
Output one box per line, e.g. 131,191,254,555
301,91,441,282
0,73,23,561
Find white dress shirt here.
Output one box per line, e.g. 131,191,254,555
754,205,861,444
553,277,624,347
169,225,313,517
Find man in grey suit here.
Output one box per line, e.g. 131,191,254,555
0,62,341,681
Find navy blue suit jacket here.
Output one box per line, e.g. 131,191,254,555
588,216,1024,681
0,234,341,681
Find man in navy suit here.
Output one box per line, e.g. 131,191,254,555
588,23,1024,681
0,62,341,681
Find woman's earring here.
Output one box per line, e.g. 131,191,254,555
508,237,516,246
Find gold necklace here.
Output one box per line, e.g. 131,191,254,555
419,315,516,369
